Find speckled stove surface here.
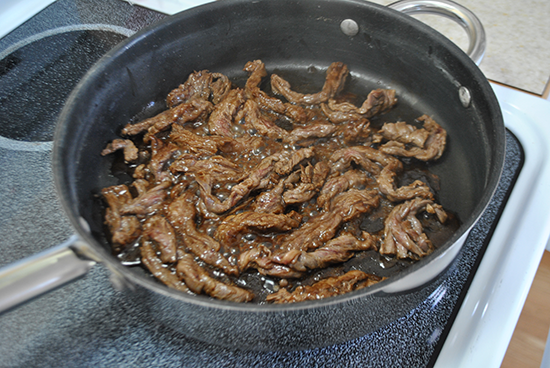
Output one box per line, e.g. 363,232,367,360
0,1,524,366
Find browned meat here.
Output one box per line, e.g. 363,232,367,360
275,232,377,272
273,147,315,175
240,99,289,140
378,121,430,148
271,62,349,105
101,60,451,303
330,188,380,221
251,180,286,214
266,270,384,303
284,122,337,144
196,151,284,214
321,89,397,123
215,211,302,247
338,119,372,143
140,241,190,293
275,189,380,255
176,252,253,302
377,163,434,202
148,136,180,182
243,60,307,123
122,98,213,137
317,170,371,210
210,72,232,104
170,154,243,183
166,70,213,108
330,145,400,176
380,197,447,259
101,139,138,162
102,184,141,246
207,89,245,137
169,124,219,155
120,181,171,216
243,59,267,99
379,115,447,161
282,161,330,204
167,191,238,275
143,215,177,263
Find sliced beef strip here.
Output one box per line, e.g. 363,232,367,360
284,122,337,144
274,189,380,257
271,62,349,105
377,162,434,202
167,191,239,275
101,139,138,162
142,215,177,263
240,99,289,140
166,70,214,108
379,115,447,161
282,161,330,204
148,136,181,183
243,60,307,123
140,241,190,293
275,231,377,272
330,145,433,202
196,150,285,214
170,154,243,183
377,121,430,148
251,180,286,214
237,244,305,279
273,147,315,176
176,252,254,302
210,72,232,104
207,88,245,137
329,145,397,175
380,197,447,259
102,184,141,246
119,180,171,216
215,211,302,247
317,169,371,210
321,88,397,123
169,124,219,155
336,119,372,144
121,98,212,137
266,270,384,303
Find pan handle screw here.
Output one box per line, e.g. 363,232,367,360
459,86,471,107
341,19,359,37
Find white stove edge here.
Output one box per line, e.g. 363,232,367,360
435,83,550,367
0,0,55,40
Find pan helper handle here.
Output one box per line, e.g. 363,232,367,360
388,0,486,65
0,235,96,314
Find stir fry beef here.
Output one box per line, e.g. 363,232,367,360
271,61,349,105
266,270,384,304
101,139,138,163
321,88,397,123
381,198,448,259
100,60,454,303
102,185,141,246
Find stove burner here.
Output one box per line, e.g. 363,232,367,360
0,26,129,144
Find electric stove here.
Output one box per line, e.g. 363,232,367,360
1,1,550,367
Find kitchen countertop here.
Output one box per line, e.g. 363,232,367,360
364,0,550,96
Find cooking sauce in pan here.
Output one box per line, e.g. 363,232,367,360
101,61,460,304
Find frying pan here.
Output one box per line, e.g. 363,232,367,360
0,0,504,350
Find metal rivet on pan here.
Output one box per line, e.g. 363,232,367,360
341,19,359,37
459,86,471,107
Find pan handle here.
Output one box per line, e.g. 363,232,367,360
0,235,96,314
388,0,486,65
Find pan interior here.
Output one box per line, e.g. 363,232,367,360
55,0,503,306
